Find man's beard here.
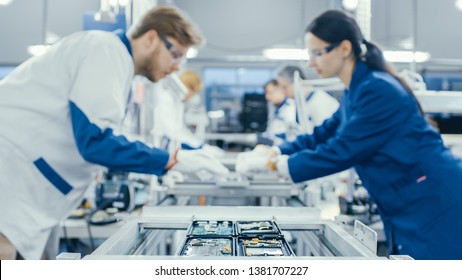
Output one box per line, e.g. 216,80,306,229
138,52,159,82
139,61,157,82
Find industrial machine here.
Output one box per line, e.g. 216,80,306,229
66,206,407,259
88,171,149,225
159,170,306,207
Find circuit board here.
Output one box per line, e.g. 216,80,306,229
180,238,233,256
240,238,292,256
189,221,234,236
236,221,281,236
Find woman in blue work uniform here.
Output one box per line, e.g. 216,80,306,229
237,10,462,259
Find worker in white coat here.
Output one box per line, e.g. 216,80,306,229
0,6,228,260
152,70,224,156
278,65,339,133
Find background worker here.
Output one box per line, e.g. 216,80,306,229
153,70,224,156
278,65,339,133
262,79,297,143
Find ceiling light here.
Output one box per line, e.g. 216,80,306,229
27,45,50,56
263,48,309,60
186,47,198,59
456,0,462,11
383,51,430,63
0,0,13,6
342,0,359,11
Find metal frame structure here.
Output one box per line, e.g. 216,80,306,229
76,206,393,260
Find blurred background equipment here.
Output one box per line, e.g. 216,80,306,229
239,92,268,133
94,171,135,214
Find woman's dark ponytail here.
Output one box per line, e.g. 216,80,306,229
361,39,423,114
361,39,386,72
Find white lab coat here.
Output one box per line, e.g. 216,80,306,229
151,81,203,153
183,94,209,142
0,30,169,259
266,98,297,138
303,90,339,133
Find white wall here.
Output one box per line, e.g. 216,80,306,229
0,0,98,64
171,0,332,58
371,0,462,60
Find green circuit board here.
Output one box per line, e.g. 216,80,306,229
190,221,234,236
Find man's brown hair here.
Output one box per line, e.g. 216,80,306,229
130,6,203,47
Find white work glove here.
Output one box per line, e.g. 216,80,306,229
172,149,229,176
202,144,226,158
252,145,281,156
236,145,279,162
251,144,273,155
236,149,290,178
236,145,268,161
236,150,272,176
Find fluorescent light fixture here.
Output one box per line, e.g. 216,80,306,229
186,47,198,59
263,48,309,60
342,0,359,10
263,48,430,63
456,0,462,10
27,32,59,57
383,51,430,63
0,0,13,6
208,110,225,119
27,45,50,56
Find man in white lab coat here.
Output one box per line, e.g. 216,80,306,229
278,65,339,133
0,6,228,260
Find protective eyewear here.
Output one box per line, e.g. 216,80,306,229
159,34,185,63
308,41,341,58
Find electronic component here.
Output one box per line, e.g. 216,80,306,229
236,220,281,237
188,220,234,236
180,238,234,256
238,237,294,257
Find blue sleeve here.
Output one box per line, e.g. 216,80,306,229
278,109,341,155
181,142,202,150
70,101,169,176
274,133,286,140
287,81,409,183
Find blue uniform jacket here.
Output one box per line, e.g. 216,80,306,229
278,60,462,259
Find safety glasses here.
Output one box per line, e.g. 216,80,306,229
159,34,185,63
308,41,341,58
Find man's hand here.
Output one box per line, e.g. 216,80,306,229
235,146,275,175
171,149,229,176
